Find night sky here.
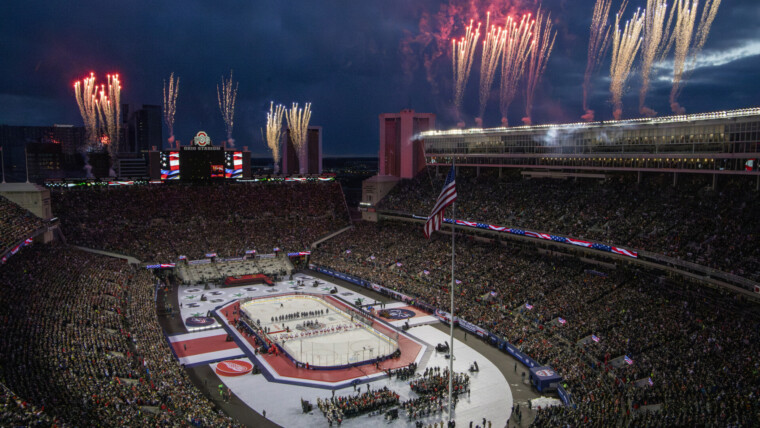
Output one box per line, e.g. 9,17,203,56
2,0,759,156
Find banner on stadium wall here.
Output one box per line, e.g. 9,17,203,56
557,385,574,406
258,254,276,259
205,252,217,258
434,309,457,324
502,342,540,368
437,217,638,259
188,259,211,265
458,319,489,338
222,257,245,262
287,251,311,257
146,263,176,269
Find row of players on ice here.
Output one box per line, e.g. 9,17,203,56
274,321,366,343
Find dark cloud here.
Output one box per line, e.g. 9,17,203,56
1,0,758,155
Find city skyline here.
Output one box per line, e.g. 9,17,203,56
1,0,759,156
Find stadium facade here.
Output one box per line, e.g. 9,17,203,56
420,108,760,185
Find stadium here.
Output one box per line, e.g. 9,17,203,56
0,102,758,427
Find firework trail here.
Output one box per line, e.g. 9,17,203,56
522,8,555,126
98,74,121,164
609,7,644,120
265,101,285,174
638,0,674,117
217,70,239,147
499,13,534,126
452,19,481,127
285,103,312,175
163,73,180,149
74,73,101,148
582,0,614,122
476,13,506,127
669,0,721,114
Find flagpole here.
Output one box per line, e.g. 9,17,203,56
448,159,456,423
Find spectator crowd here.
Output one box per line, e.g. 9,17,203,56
0,245,239,426
317,386,400,425
380,169,760,281
0,195,45,253
51,181,350,262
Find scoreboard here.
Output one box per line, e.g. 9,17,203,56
154,131,249,181
179,146,224,181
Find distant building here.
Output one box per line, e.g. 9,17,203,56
282,126,322,175
116,153,148,178
379,110,435,179
26,142,64,182
125,104,162,153
0,125,86,182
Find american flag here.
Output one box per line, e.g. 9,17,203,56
624,355,634,365
558,317,567,325
424,166,457,239
160,152,180,180
591,334,600,342
647,377,654,386
525,303,533,310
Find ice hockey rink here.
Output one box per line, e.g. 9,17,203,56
242,295,398,366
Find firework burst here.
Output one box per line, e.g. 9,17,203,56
217,70,239,147
523,8,555,126
609,7,644,120
74,73,101,148
639,0,674,116
285,103,312,175
452,19,481,127
265,101,286,174
499,13,534,126
582,0,614,121
98,74,121,160
669,0,721,114
163,73,180,148
476,12,506,126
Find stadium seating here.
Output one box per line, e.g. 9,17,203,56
0,195,45,254
0,246,239,426
379,169,760,281
51,182,350,261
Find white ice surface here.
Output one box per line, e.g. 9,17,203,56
242,295,396,366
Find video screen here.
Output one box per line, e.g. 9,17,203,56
225,151,243,179
211,164,224,178
179,147,224,181
160,152,180,180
